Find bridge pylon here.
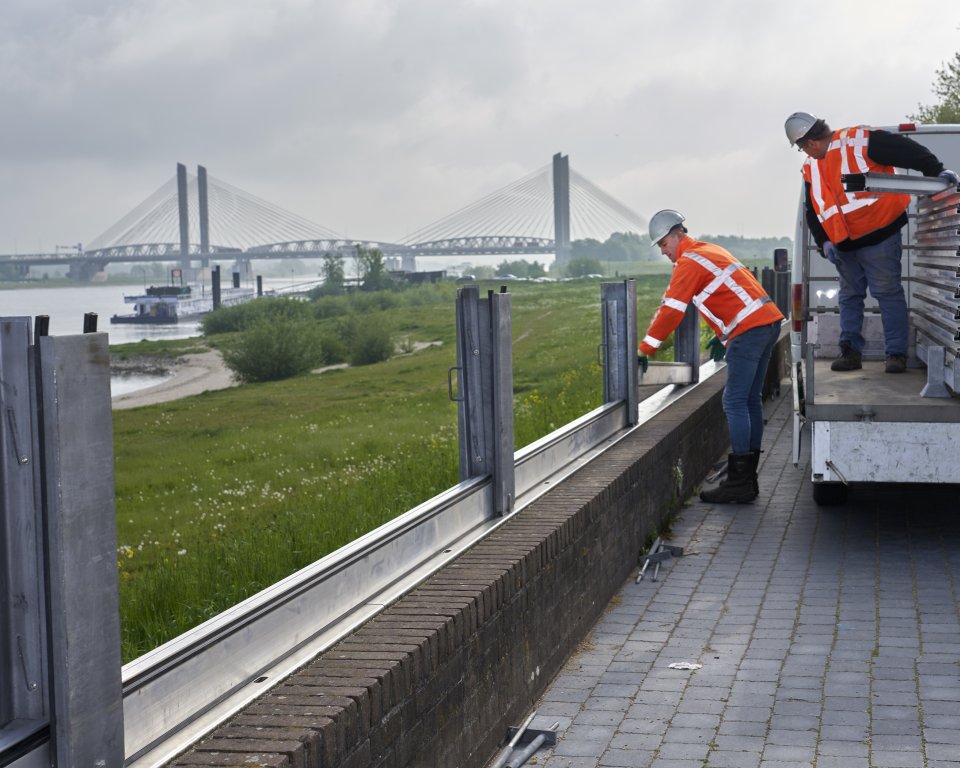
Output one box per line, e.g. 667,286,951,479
553,153,571,265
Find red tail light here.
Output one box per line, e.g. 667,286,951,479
792,284,804,332
898,122,917,132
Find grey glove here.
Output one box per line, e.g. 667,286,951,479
822,241,839,264
939,169,960,187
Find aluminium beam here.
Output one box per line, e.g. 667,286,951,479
842,171,954,196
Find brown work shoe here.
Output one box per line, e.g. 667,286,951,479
885,354,906,373
830,343,862,371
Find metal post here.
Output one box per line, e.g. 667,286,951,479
454,286,515,515
177,162,191,274
600,280,639,424
674,305,701,384
256,275,263,297
775,271,790,318
38,332,124,767
212,265,222,311
0,318,47,742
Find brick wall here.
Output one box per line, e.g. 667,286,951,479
168,336,789,768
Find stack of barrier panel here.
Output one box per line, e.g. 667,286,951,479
911,186,960,391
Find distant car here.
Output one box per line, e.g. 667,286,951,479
456,274,477,283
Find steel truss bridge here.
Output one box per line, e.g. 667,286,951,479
0,155,647,279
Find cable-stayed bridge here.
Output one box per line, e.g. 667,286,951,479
0,155,648,280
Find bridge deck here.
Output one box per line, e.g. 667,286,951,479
526,390,960,767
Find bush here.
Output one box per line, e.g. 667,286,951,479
202,297,314,335
343,315,394,366
319,332,348,365
220,317,324,382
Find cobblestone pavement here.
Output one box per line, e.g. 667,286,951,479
517,391,960,768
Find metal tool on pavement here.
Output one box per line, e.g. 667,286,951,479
489,710,537,768
636,537,684,583
504,721,560,768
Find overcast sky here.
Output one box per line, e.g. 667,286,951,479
2,0,959,257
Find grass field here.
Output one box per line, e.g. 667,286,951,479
112,275,671,660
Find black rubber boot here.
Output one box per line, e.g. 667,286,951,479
748,449,761,498
700,453,756,504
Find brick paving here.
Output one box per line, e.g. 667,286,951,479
516,391,960,768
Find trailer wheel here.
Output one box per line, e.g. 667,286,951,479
813,482,848,506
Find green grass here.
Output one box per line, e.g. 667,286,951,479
113,276,670,661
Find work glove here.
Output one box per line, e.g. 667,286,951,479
706,336,725,362
939,169,960,187
637,354,649,374
821,241,839,265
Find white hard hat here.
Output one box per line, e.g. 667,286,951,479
784,111,819,146
649,209,685,246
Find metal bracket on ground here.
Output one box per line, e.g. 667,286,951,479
705,456,728,484
502,723,559,768
636,537,684,583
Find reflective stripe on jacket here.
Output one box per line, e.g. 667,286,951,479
639,237,785,356
802,126,911,244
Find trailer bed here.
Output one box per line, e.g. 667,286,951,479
807,359,960,422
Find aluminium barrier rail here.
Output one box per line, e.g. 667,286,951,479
1,279,719,767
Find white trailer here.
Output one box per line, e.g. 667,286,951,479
790,124,960,505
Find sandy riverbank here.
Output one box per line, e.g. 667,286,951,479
111,350,236,410
110,340,441,410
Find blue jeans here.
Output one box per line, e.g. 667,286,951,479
723,320,781,455
831,231,907,356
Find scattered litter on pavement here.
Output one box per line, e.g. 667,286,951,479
667,662,702,670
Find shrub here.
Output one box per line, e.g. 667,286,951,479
345,315,394,366
220,317,324,382
320,332,348,365
202,297,314,335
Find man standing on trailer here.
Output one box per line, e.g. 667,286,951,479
638,210,784,505
784,111,959,373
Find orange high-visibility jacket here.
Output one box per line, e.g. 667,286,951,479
802,126,911,244
639,237,784,356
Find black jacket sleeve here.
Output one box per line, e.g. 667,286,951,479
867,129,945,176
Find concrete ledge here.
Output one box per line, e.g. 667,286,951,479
168,335,789,768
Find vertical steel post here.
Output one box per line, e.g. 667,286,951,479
0,318,47,735
600,280,639,424
38,332,124,768
454,286,515,516
674,305,701,384
212,265,222,311
177,162,191,274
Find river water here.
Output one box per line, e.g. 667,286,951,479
0,280,290,397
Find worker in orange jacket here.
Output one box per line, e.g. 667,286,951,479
785,111,959,373
639,210,784,504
